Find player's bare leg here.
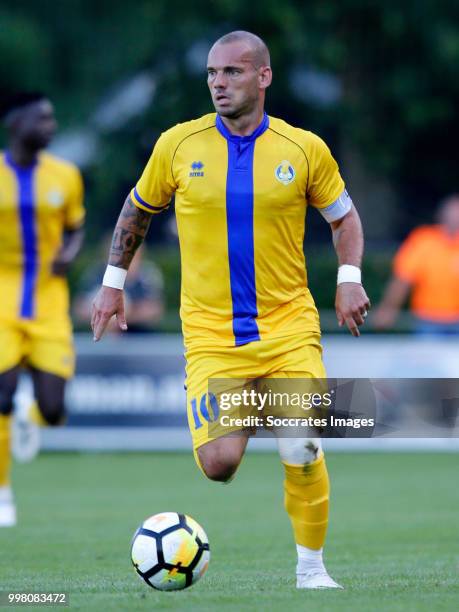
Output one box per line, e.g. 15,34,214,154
13,369,66,464
30,368,67,426
276,436,343,589
0,366,20,526
196,434,249,482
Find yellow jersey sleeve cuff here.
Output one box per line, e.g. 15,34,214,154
65,214,85,230
309,180,345,210
130,187,170,214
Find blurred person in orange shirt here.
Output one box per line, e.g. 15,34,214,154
374,194,459,334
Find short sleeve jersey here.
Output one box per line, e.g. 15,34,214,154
0,151,85,321
131,113,344,347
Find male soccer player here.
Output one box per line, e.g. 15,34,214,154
92,32,370,588
0,93,85,526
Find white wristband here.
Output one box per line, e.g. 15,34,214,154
337,264,361,285
102,265,127,290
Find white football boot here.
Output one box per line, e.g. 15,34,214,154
296,570,343,589
296,546,343,589
12,391,41,463
0,486,17,527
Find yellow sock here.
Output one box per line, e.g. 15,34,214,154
29,401,49,427
0,414,12,487
283,453,329,550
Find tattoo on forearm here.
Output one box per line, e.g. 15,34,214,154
108,196,152,268
332,213,363,267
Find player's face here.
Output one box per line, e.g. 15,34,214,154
15,100,57,149
207,42,269,118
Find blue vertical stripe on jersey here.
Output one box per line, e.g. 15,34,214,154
217,113,269,345
6,152,38,319
226,139,259,344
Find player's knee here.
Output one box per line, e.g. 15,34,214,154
0,400,13,416
43,413,65,427
39,402,66,426
0,388,16,416
200,458,239,482
197,448,241,483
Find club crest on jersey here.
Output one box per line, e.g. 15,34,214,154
189,161,204,177
47,190,64,207
275,160,295,185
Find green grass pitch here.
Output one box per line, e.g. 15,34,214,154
1,452,458,611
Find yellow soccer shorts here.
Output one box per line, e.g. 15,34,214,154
0,317,75,379
185,333,327,451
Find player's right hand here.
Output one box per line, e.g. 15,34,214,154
91,286,128,341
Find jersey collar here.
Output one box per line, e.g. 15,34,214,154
216,112,269,143
5,150,38,170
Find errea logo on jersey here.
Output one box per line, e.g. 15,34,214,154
189,161,204,177
275,160,295,185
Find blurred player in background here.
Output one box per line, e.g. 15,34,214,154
0,93,85,526
374,194,459,334
74,240,164,333
91,32,370,589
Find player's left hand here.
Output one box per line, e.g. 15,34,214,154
335,283,371,337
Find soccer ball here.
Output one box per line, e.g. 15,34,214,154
131,512,210,591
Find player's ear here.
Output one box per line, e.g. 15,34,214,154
258,66,272,90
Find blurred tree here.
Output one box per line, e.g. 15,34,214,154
0,9,53,90
1,0,458,242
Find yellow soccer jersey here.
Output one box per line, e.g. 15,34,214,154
131,113,344,348
0,151,85,322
